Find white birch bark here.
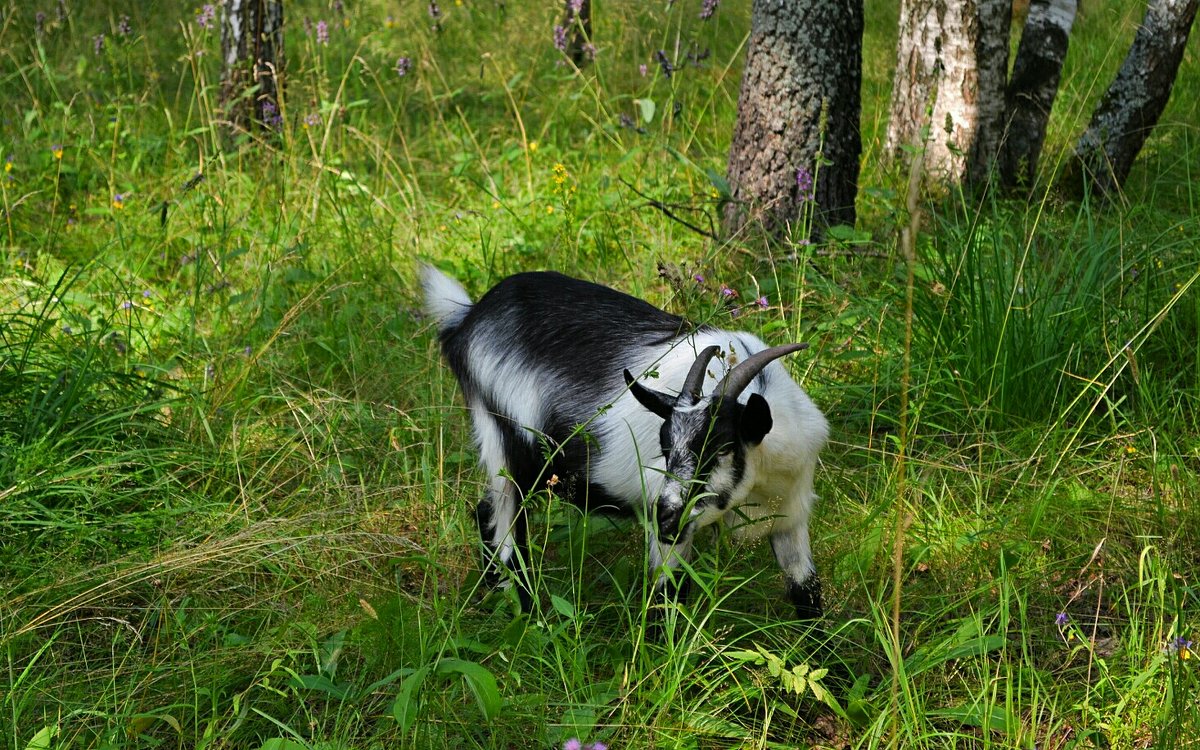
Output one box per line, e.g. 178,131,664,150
886,0,1012,187
1001,0,1077,191
220,0,285,133
1066,0,1199,197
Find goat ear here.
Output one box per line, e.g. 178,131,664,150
624,369,676,420
740,393,773,445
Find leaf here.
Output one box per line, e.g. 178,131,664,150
904,620,1005,676
288,674,349,700
724,649,766,665
550,594,576,620
258,740,309,750
391,666,430,732
319,630,347,678
437,658,502,721
24,725,58,750
807,677,829,704
928,704,1013,734
704,168,731,199
634,98,656,124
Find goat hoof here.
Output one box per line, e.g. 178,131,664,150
788,576,823,621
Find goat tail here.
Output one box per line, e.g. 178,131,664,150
420,264,474,334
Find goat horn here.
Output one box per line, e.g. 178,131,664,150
713,342,809,399
680,345,720,404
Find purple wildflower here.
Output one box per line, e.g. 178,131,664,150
260,100,282,127
638,63,648,77
316,19,329,45
196,4,216,29
568,0,584,16
395,56,412,76
796,166,814,202
304,113,321,128
35,11,46,35
120,300,133,310
700,0,719,20
1055,613,1069,627
93,33,105,55
756,296,768,309
590,744,608,750
720,285,736,299
142,289,152,298
563,740,582,750
553,25,568,52
583,42,597,60
655,50,673,77
117,14,132,36
693,273,705,284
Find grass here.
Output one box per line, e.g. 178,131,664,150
2,1,1199,748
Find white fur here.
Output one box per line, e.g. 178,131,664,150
425,266,830,606
471,401,519,567
420,264,473,332
467,334,551,441
595,330,828,546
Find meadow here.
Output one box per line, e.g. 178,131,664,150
1,1,1198,748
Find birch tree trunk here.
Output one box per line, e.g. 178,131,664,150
724,0,863,239
561,0,592,67
220,0,285,134
1000,0,1077,192
1063,0,1199,198
886,0,1012,188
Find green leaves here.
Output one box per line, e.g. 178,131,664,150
633,98,656,124
903,619,1005,678
724,644,836,709
391,658,502,733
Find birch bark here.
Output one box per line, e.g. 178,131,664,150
1065,0,1199,198
885,0,1012,187
1001,0,1077,192
219,0,285,134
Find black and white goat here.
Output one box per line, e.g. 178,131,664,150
421,266,830,618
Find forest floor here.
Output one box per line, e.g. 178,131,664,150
2,1,1198,748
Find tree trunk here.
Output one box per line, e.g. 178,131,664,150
561,0,592,67
1000,0,1077,192
1063,0,1199,199
724,0,863,239
965,0,1014,186
886,0,1012,188
220,0,285,134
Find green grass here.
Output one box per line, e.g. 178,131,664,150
2,1,1199,748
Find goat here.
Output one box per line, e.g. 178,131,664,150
421,265,829,619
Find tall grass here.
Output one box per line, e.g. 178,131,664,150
2,1,1199,748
